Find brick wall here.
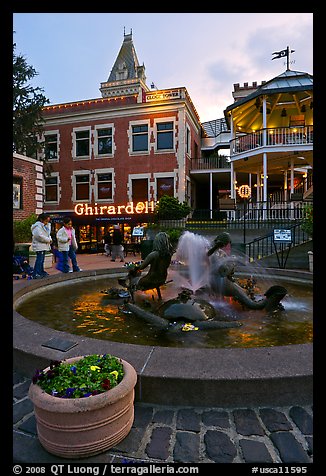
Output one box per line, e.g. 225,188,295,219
13,153,43,220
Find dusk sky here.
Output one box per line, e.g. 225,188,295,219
13,12,313,123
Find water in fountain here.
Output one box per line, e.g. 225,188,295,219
174,231,211,292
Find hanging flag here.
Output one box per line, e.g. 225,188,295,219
272,48,295,60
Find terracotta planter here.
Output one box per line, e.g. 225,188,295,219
28,356,137,458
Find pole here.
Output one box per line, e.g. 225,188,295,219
243,198,246,245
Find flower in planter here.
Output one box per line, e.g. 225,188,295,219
32,354,124,399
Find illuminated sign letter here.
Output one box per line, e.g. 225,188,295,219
135,202,145,213
75,203,84,215
125,202,134,214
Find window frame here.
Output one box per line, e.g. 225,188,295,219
44,131,59,161
44,173,59,204
73,126,91,160
94,124,115,158
153,173,176,201
73,171,91,202
154,118,175,153
128,120,150,155
94,169,115,202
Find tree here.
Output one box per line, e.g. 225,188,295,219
301,203,313,238
13,40,49,158
154,195,191,220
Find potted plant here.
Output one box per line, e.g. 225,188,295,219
28,354,137,458
13,213,37,260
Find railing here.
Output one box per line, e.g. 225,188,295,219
230,126,313,154
191,156,231,170
245,223,311,263
186,200,310,228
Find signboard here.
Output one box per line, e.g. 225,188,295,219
146,90,181,102
238,185,251,199
273,229,292,243
132,226,144,237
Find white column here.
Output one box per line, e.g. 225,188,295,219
230,161,235,198
290,158,294,195
262,97,267,146
284,170,288,202
209,172,213,220
256,171,260,202
263,152,268,202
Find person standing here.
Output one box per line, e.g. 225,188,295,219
111,224,124,262
31,213,52,278
56,217,81,273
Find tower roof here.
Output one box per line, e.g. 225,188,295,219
107,30,145,82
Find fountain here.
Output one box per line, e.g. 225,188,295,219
13,230,313,406
117,231,288,332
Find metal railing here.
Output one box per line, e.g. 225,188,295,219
230,125,313,154
191,156,231,170
245,223,311,263
188,200,308,226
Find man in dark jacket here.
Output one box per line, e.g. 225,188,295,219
111,225,124,262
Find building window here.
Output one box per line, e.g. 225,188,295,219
45,133,58,160
132,178,148,202
132,124,148,152
157,121,174,150
157,177,174,199
186,126,191,155
13,177,22,209
45,176,58,202
97,128,113,156
75,130,90,157
97,173,113,200
75,174,90,201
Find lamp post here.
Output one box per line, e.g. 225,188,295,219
238,185,252,245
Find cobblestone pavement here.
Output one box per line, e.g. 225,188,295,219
13,371,313,464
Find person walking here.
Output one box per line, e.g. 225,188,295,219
56,217,82,273
111,225,124,262
103,231,112,257
31,213,52,278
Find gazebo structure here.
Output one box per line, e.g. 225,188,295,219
224,69,313,210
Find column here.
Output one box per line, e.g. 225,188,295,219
209,172,213,220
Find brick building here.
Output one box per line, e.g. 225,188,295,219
13,152,44,220
39,31,202,252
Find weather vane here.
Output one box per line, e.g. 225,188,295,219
271,46,295,70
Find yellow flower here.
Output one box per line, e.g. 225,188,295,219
110,371,119,379
90,365,101,372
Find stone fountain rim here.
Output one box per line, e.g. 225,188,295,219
13,267,313,406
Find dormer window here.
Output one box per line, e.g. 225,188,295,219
116,62,128,80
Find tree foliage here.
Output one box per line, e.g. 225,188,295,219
154,195,192,220
13,40,49,157
301,203,313,238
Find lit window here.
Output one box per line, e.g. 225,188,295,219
45,176,58,202
157,177,174,199
157,122,174,150
75,174,90,200
97,173,113,200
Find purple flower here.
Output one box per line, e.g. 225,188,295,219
65,387,76,397
70,365,77,374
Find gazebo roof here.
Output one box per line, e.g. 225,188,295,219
224,69,313,114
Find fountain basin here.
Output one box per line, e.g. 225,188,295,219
13,268,313,407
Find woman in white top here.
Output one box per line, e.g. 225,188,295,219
31,213,52,278
56,217,81,273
